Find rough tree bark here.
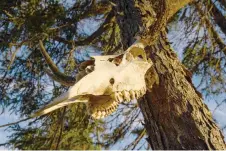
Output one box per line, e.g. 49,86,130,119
115,0,226,149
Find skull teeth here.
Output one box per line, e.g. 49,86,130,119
113,88,146,103
135,91,141,99
113,101,119,106
90,100,119,119
117,92,124,102
122,91,130,102
90,87,147,119
97,111,102,118
114,93,123,103
129,90,136,100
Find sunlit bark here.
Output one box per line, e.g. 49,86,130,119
116,0,226,149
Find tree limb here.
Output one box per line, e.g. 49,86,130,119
44,69,75,86
166,0,195,27
39,40,76,86
0,117,31,128
39,11,114,86
138,0,194,45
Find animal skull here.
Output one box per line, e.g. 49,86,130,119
31,41,152,119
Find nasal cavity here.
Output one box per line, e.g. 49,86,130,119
138,55,143,59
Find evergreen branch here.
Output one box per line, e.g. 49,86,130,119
53,10,114,45
195,2,226,56
49,1,111,32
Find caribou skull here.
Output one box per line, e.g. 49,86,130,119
31,41,152,119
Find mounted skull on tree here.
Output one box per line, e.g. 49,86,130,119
0,40,152,121
33,40,152,119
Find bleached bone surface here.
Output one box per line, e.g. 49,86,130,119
31,41,152,119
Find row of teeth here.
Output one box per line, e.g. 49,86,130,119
89,87,147,119
111,87,146,103
90,102,118,119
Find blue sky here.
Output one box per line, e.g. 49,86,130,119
168,19,226,140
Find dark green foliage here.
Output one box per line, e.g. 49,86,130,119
179,1,226,97
0,0,111,149
6,104,100,149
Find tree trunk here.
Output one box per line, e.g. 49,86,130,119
139,32,225,149
115,0,226,149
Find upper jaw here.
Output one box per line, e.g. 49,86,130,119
87,87,147,119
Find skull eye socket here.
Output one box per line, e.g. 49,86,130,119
109,78,115,85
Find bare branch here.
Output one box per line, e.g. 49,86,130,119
7,40,28,70
124,129,146,150
0,117,31,128
7,46,20,70
44,69,75,86
167,0,194,19
39,40,76,86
